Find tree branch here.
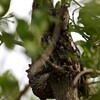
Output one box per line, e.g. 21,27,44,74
87,80,100,85
73,0,83,8
14,40,23,46
73,69,100,87
29,2,69,76
16,84,29,100
46,60,65,73
30,19,61,75
72,7,80,25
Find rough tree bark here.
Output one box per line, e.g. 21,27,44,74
27,1,88,100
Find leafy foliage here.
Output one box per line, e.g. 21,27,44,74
78,0,100,40
0,0,100,99
0,71,19,100
16,9,49,58
70,0,100,72
1,32,15,48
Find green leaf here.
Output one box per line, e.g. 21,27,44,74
0,71,19,99
16,19,31,41
78,0,100,38
78,40,100,70
24,40,43,58
2,32,15,49
26,9,49,57
31,9,49,34
16,10,49,58
73,0,100,71
0,0,11,17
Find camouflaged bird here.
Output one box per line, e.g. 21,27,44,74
27,1,89,100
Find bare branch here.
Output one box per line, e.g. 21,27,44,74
73,69,100,87
72,7,80,24
16,84,29,100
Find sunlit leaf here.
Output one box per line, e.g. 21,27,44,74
24,40,43,58
25,9,49,57
31,9,49,35
16,9,49,58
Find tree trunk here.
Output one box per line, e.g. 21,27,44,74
27,1,88,100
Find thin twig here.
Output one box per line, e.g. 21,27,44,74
93,40,100,47
79,79,100,87
72,7,80,24
73,69,100,87
69,18,76,26
73,0,83,8
0,13,14,20
14,40,23,46
16,84,29,100
87,80,100,85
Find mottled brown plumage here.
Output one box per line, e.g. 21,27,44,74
27,1,88,100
